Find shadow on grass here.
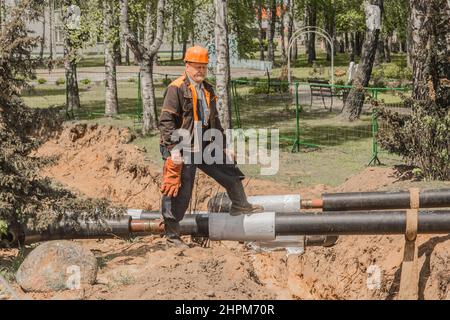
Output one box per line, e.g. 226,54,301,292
79,97,165,114
22,86,94,97
233,103,373,150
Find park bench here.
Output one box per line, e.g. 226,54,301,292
307,79,349,111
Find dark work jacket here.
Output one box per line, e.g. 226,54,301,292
158,74,226,157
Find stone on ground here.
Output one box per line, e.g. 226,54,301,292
16,240,97,292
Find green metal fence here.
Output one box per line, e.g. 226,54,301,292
231,79,410,165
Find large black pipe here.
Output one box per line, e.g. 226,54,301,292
16,217,132,245
180,210,450,236
275,210,450,235
322,189,450,211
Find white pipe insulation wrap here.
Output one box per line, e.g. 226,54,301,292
248,194,301,212
208,212,276,241
127,209,146,219
246,235,305,256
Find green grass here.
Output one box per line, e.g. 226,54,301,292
78,55,105,68
22,81,166,116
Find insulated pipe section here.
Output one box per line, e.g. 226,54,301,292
208,193,301,213
209,212,276,241
21,217,132,245
275,210,450,235
318,189,450,211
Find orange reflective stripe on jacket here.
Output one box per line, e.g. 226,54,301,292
188,82,212,124
203,88,211,109
188,83,199,123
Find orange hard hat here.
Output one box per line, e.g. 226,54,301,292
184,46,209,64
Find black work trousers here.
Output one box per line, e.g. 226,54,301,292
161,162,249,223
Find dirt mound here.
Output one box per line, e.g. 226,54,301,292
35,123,161,210
335,167,399,193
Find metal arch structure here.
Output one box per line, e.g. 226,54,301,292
288,26,335,86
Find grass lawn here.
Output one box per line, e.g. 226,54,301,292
22,81,166,117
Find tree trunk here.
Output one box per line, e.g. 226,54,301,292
257,0,265,61
114,10,122,66
104,0,119,116
65,54,81,111
344,32,349,52
384,36,391,62
342,0,383,121
40,11,46,59
287,0,294,61
140,59,158,132
182,39,187,60
214,0,232,130
266,0,276,63
374,38,385,65
324,0,335,61
49,0,55,59
280,4,287,65
0,0,4,32
355,31,363,56
350,32,355,55
120,0,165,134
406,7,413,68
409,0,443,100
62,0,80,111
307,1,317,63
170,4,175,61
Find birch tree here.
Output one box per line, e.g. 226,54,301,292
48,0,56,60
409,0,449,100
120,0,165,134
62,0,81,112
214,0,232,129
266,0,276,63
257,0,265,61
104,0,119,115
342,0,384,121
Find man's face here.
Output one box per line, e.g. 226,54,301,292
186,62,208,83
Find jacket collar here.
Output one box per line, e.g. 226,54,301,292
184,72,211,91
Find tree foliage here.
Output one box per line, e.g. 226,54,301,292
0,0,123,242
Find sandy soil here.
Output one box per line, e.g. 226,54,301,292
2,123,448,300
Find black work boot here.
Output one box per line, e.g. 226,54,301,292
230,203,264,216
164,219,189,249
226,179,264,216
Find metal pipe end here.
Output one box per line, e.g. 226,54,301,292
301,199,323,209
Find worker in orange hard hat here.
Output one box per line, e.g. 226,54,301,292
158,45,263,248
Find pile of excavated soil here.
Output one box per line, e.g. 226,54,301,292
34,123,161,210
3,123,448,300
34,123,294,211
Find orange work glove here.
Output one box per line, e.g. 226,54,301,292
160,157,183,198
